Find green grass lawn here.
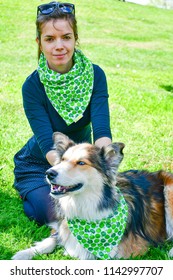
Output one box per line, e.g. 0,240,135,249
1,0,173,260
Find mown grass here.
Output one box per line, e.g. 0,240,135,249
0,0,173,260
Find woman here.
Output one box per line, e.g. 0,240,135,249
14,2,112,225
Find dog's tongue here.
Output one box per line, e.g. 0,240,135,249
52,185,67,193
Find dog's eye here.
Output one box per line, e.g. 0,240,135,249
77,161,86,166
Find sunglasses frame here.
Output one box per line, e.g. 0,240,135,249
37,2,75,16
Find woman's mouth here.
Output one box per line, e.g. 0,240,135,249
53,53,66,59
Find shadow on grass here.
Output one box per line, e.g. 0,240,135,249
160,84,173,93
0,188,73,260
0,245,14,261
0,188,48,260
0,189,22,229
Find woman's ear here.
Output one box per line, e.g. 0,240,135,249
36,37,42,51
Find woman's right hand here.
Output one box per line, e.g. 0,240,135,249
46,150,58,166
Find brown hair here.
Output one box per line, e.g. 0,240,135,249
36,9,79,59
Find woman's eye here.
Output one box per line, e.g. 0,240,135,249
77,161,86,166
45,37,54,42
63,35,71,40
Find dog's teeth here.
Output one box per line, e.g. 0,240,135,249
58,186,61,192
63,189,66,193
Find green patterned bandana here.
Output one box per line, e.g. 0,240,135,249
37,50,94,126
67,188,128,260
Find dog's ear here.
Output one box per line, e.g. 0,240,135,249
53,132,75,161
102,142,125,171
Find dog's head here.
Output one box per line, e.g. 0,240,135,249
46,132,125,198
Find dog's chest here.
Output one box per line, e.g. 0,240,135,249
67,193,128,259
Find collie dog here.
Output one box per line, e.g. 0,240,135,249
12,132,173,260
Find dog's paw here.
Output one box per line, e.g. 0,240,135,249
63,250,70,256
12,249,34,260
168,248,173,258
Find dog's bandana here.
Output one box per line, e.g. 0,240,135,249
37,50,94,126
67,188,128,260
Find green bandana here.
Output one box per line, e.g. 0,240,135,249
67,188,128,260
37,50,94,126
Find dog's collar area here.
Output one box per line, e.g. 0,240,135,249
50,183,83,195
67,187,128,260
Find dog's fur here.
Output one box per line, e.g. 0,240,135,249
12,132,173,260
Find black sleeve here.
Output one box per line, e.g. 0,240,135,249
91,65,112,142
22,73,54,157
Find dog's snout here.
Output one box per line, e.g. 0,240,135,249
46,169,58,181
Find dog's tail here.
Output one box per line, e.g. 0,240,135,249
160,171,173,257
161,171,173,235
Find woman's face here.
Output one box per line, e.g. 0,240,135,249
38,19,76,73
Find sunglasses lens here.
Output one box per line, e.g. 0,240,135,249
38,4,55,15
59,4,74,14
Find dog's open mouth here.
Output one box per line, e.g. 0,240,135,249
50,183,83,195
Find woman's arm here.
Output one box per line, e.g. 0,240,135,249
91,65,112,144
22,73,55,157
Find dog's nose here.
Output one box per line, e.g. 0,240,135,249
46,169,58,181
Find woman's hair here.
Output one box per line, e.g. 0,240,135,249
36,9,78,59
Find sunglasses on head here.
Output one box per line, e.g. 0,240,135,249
37,2,75,16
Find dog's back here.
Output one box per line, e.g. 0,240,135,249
116,170,173,258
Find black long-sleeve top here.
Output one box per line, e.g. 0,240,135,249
22,64,112,161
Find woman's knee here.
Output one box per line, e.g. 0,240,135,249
23,187,56,225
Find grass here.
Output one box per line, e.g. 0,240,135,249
0,0,173,260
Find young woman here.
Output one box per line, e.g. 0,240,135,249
14,2,112,225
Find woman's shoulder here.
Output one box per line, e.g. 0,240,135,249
93,64,106,75
93,64,107,81
22,70,45,101
93,64,107,84
22,70,41,90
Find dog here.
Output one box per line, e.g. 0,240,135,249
12,132,173,260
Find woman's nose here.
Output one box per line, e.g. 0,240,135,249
55,39,64,50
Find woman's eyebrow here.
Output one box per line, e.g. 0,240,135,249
62,32,73,36
43,32,73,37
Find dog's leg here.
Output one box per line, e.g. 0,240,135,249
12,224,59,260
112,233,149,259
12,235,57,260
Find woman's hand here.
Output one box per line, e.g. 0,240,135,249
46,150,58,166
95,137,112,148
